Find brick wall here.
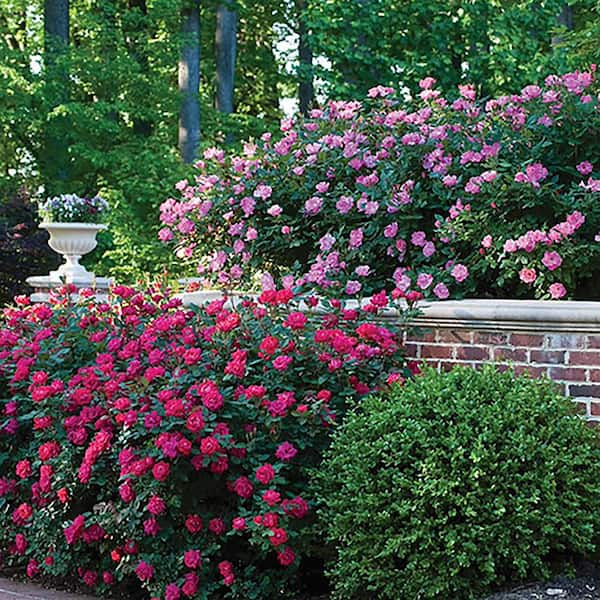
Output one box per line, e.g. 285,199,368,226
402,301,600,421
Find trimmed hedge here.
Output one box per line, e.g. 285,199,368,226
315,365,600,599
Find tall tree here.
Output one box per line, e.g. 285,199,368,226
215,2,237,114
44,0,69,62
296,0,313,115
179,0,201,163
43,0,70,187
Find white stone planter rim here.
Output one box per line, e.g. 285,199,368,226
40,222,107,230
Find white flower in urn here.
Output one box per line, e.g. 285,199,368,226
38,193,109,224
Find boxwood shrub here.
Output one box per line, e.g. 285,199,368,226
315,365,600,600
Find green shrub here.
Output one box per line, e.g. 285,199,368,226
315,365,600,600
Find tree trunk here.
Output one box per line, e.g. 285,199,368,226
178,0,201,164
552,4,574,46
128,0,153,136
296,0,313,116
44,0,69,62
215,3,237,114
43,0,70,188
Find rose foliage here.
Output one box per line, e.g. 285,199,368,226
160,69,600,300
0,285,409,599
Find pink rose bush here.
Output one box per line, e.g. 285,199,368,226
161,69,599,300
0,285,410,598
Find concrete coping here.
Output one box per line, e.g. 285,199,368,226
182,291,600,333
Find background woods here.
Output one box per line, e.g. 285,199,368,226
0,0,598,293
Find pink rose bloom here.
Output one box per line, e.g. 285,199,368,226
349,228,364,249
267,205,282,217
422,241,436,257
433,283,449,299
355,265,371,277
451,264,469,283
419,76,436,89
521,85,542,100
442,175,458,187
411,231,427,247
549,282,567,299
514,163,548,188
416,273,433,289
542,251,562,271
316,181,330,193
319,233,336,251
503,239,518,253
576,161,593,175
232,517,246,530
253,184,272,200
384,222,398,238
345,280,362,295
481,235,493,248
158,227,173,242
304,196,323,215
336,196,354,214
519,268,537,284
275,442,298,461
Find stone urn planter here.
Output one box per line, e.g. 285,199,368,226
41,222,107,285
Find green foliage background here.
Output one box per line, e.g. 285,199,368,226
0,0,598,286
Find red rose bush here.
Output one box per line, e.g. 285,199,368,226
0,285,409,598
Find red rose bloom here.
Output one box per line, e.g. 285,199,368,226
255,463,275,485
152,461,170,482
268,527,288,547
185,514,203,534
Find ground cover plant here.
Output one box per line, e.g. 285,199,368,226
161,68,600,300
315,365,600,600
0,284,410,599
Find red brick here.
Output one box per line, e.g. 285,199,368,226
513,365,548,378
545,334,588,350
590,402,600,416
420,345,454,359
492,347,527,362
571,399,587,414
587,336,600,349
529,350,565,365
511,333,544,347
436,330,473,344
455,346,491,361
568,351,600,367
590,369,600,383
569,384,600,398
407,330,436,343
404,343,420,358
472,332,510,345
548,367,587,382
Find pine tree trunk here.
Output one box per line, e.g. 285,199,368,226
296,0,313,116
178,0,201,164
215,3,237,114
